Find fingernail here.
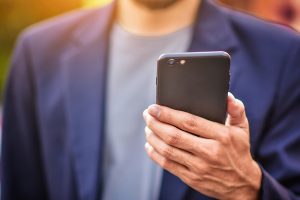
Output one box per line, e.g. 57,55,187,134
145,142,153,152
236,99,244,106
148,105,160,118
228,92,235,99
145,142,150,149
228,92,237,105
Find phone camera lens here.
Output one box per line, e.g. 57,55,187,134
168,59,176,65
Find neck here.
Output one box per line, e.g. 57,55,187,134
116,0,201,36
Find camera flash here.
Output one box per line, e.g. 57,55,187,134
180,59,186,65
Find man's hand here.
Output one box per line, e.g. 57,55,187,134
143,93,262,200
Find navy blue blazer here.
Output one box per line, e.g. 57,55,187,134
2,0,300,199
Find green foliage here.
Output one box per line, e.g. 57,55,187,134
0,0,82,101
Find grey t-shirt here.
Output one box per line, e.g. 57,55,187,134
102,23,193,200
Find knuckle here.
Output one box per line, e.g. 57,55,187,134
195,164,209,177
220,127,232,145
188,173,200,184
238,109,245,119
183,157,195,169
238,100,245,110
146,116,154,128
212,144,221,158
201,164,209,173
182,115,198,131
161,158,170,168
162,145,174,158
147,147,154,157
161,108,170,120
236,100,246,116
166,129,182,145
207,144,222,164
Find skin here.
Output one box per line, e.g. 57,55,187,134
132,0,180,10
143,93,262,199
117,0,262,198
289,0,300,31
117,0,200,36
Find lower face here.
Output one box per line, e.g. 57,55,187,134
131,0,182,10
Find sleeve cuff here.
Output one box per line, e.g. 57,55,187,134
259,166,295,200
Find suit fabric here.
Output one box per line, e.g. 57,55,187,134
2,0,300,199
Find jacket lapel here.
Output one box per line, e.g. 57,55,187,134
63,0,239,199
189,0,239,53
159,0,238,200
63,3,115,200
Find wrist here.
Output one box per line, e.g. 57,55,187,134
243,161,262,200
230,160,262,200
251,161,262,191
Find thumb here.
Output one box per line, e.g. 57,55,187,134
226,92,249,131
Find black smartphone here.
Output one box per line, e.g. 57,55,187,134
156,51,230,124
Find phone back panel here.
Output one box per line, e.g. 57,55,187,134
157,52,230,124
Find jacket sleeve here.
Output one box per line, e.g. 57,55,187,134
257,37,300,200
1,33,47,200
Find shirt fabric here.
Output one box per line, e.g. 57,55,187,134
102,23,193,200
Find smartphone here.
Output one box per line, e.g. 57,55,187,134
156,51,230,124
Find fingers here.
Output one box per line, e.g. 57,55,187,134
145,141,222,199
226,93,249,130
145,127,197,169
144,142,195,182
143,110,213,156
146,104,226,140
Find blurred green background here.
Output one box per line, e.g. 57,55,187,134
0,0,110,101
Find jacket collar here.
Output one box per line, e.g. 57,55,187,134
72,2,116,47
189,0,238,52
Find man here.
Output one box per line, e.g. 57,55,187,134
2,0,300,199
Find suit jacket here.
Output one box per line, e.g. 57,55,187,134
2,0,300,199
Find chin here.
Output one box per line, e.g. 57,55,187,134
132,0,181,10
